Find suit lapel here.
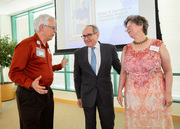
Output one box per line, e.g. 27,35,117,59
84,47,89,63
98,43,105,76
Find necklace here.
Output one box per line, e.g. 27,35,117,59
133,37,148,45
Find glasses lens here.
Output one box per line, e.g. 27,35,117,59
81,32,97,39
126,23,131,28
52,26,56,30
44,25,56,30
87,34,92,38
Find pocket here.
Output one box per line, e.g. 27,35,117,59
32,53,47,65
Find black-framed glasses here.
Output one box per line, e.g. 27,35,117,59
44,25,56,31
81,32,97,39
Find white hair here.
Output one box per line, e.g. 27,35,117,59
33,14,55,32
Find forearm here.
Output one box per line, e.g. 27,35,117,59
52,63,62,71
8,41,33,89
160,44,173,95
118,70,126,94
112,46,121,74
164,70,173,95
8,69,33,89
163,70,173,107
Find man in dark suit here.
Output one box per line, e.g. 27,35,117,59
74,25,121,129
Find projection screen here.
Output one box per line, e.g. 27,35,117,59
55,0,157,54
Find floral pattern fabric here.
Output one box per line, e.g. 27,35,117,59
123,39,174,129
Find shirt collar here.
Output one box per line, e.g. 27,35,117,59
95,42,100,49
88,42,100,50
34,33,49,48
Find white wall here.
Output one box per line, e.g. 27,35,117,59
158,0,180,98
0,15,12,82
158,0,180,73
0,15,12,37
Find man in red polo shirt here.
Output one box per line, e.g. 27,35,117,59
8,14,68,129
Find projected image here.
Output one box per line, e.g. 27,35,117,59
68,0,91,39
55,0,156,53
95,0,139,45
66,0,138,48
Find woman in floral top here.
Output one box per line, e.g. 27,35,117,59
117,15,174,129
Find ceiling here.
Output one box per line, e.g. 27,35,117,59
0,0,53,15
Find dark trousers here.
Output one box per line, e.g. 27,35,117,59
16,85,54,129
83,91,115,129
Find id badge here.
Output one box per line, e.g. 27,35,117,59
150,45,159,52
36,47,45,58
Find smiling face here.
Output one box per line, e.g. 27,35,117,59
43,18,56,41
80,0,85,10
82,26,99,48
126,21,143,39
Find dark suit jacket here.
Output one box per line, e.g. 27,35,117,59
74,42,121,107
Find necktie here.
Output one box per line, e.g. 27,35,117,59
91,47,96,74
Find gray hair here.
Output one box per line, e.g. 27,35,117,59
84,25,99,34
33,14,55,32
124,15,149,35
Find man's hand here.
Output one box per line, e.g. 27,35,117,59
77,99,83,108
31,76,48,94
61,57,69,68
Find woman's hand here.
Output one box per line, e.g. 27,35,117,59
117,92,124,107
163,93,173,107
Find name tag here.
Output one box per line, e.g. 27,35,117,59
36,47,45,58
150,45,159,52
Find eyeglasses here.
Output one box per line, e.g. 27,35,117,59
81,32,97,39
126,23,132,28
44,25,56,31
125,23,133,32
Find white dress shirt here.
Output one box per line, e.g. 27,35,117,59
88,42,101,75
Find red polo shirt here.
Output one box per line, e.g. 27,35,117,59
8,33,62,89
